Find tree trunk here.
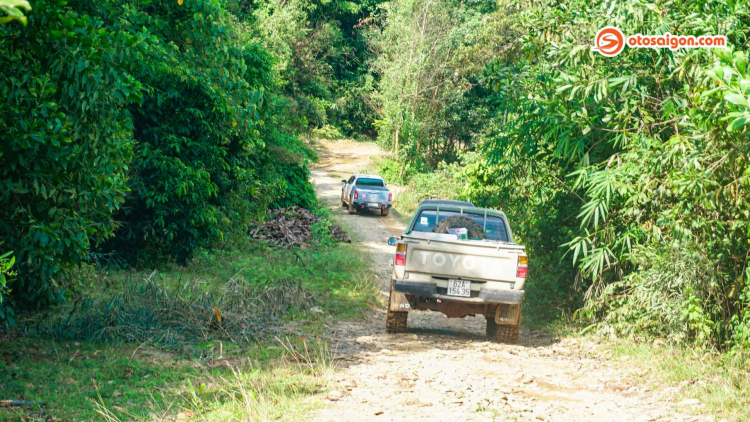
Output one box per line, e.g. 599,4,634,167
394,125,400,155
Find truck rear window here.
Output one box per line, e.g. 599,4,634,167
356,178,384,187
411,210,509,241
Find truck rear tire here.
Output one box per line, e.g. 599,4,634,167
381,208,390,217
486,317,519,344
348,202,356,214
385,310,408,333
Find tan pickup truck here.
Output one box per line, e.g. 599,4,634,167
386,200,527,343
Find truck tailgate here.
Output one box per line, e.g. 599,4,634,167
358,189,388,202
404,238,522,282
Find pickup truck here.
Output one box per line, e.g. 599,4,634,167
341,174,392,216
386,200,527,343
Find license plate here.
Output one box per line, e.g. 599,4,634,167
447,279,471,297
368,202,379,207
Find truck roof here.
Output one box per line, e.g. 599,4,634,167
353,174,384,180
413,203,507,219
419,199,475,207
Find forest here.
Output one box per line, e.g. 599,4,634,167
2,0,750,369
2,0,750,419
370,0,750,351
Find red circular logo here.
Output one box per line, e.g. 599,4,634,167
593,26,625,57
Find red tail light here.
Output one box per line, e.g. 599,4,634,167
395,244,406,266
388,192,393,202
516,255,528,278
354,189,359,199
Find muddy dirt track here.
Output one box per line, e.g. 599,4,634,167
309,139,714,422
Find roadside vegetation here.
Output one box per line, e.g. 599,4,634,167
1,223,379,420
587,337,750,418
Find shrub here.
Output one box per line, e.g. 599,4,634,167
0,249,16,325
0,1,145,309
90,1,275,264
0,0,318,317
466,1,750,349
390,161,464,215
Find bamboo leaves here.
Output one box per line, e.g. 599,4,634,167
468,0,750,348
0,0,30,25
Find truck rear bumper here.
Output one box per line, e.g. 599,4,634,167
353,201,391,209
393,280,524,304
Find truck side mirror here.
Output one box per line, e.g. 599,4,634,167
341,179,347,183
387,237,399,246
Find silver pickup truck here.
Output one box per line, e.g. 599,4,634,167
341,174,392,216
386,200,527,343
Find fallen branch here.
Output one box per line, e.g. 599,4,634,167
0,400,46,407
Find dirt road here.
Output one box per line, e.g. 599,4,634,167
309,140,712,422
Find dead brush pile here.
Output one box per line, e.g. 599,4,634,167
29,272,317,350
249,206,350,248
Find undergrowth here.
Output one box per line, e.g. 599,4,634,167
0,335,335,421
1,213,378,420
17,239,375,352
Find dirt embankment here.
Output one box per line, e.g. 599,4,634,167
309,139,713,422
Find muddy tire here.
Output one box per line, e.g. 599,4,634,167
432,216,485,239
348,201,356,214
386,310,408,333
486,317,519,344
381,208,390,217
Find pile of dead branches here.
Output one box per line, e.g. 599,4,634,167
249,206,350,248
31,273,317,349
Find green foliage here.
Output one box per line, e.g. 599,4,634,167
374,157,415,185
383,159,464,216
0,0,31,25
374,0,750,349
245,0,385,135
373,0,499,166
464,0,750,349
0,0,145,308
311,124,344,140
0,0,317,315
95,0,277,263
0,249,16,325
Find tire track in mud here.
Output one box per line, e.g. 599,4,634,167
309,139,712,422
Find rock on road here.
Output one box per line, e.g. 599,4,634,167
309,139,712,422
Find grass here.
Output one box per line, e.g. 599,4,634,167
523,313,750,420
1,233,379,421
595,338,750,421
24,241,378,349
0,336,332,421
